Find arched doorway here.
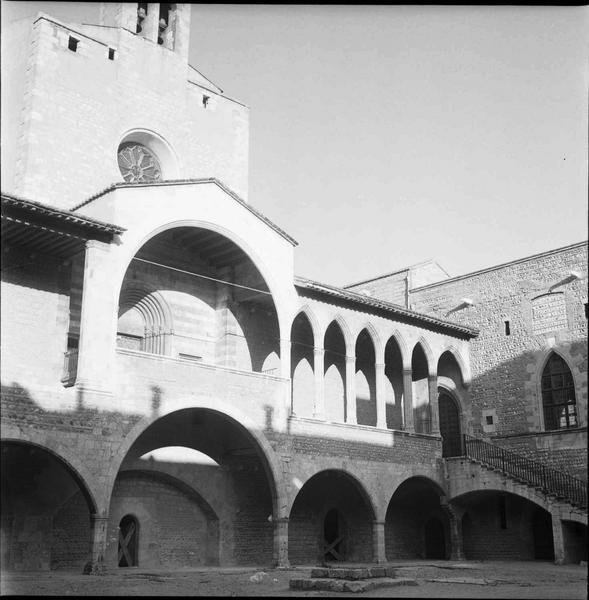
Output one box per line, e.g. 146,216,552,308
532,508,554,560
323,508,347,561
385,477,449,560
438,392,462,457
424,517,446,559
118,515,139,567
289,470,374,565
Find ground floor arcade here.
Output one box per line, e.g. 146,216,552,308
2,408,586,572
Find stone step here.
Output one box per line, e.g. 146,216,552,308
290,576,418,593
310,566,397,580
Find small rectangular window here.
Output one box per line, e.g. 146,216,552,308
108,48,116,60
68,36,79,52
585,303,588,319
486,415,494,425
504,320,510,336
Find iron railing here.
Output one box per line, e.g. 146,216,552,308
463,434,587,509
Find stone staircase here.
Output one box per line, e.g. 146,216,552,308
461,434,587,511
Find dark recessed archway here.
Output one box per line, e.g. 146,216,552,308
107,408,277,568
386,477,448,560
1,441,96,571
289,470,375,565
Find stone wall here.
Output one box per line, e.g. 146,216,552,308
4,14,249,209
411,243,588,441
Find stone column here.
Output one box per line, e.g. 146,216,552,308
84,515,109,575
441,502,464,560
402,368,414,433
550,511,565,564
75,241,117,404
314,347,326,420
273,517,290,568
345,355,357,425
372,520,387,564
375,363,387,429
280,338,292,417
429,374,440,435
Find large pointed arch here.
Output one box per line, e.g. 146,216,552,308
538,350,578,431
291,305,322,346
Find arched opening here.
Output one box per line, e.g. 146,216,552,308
291,312,315,417
385,477,448,559
289,470,374,565
118,226,280,372
118,515,139,567
424,517,446,559
411,344,430,433
1,441,96,571
324,321,346,422
323,508,347,561
438,392,462,457
561,520,587,564
541,353,578,430
532,508,554,560
454,490,554,560
117,285,173,354
108,408,275,568
355,329,376,426
384,336,404,429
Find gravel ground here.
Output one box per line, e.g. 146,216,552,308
1,560,586,598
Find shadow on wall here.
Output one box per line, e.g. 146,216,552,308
466,338,588,480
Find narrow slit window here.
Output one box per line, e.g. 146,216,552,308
584,303,588,319
68,36,79,52
504,320,510,336
108,48,116,60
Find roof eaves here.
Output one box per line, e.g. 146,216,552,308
71,178,298,247
295,276,479,337
1,192,126,234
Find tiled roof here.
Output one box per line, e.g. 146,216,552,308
1,192,126,234
295,276,479,338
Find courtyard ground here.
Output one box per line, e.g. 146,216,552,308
1,560,586,598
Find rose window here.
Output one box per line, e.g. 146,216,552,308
117,143,162,183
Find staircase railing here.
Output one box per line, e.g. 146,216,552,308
462,434,587,509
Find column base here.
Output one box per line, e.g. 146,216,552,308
83,561,106,575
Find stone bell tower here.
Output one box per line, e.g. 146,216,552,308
1,2,250,210
98,3,192,61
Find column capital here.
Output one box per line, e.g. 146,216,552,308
90,515,109,524
346,355,355,363
85,239,110,252
375,362,385,369
372,519,386,526
313,346,325,356
402,368,412,376
274,516,290,524
428,373,438,381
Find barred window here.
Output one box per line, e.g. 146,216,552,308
541,353,577,430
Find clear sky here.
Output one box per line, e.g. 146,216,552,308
3,3,588,287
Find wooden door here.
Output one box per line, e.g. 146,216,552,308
118,515,138,567
439,393,462,457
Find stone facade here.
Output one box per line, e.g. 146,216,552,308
1,2,586,574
